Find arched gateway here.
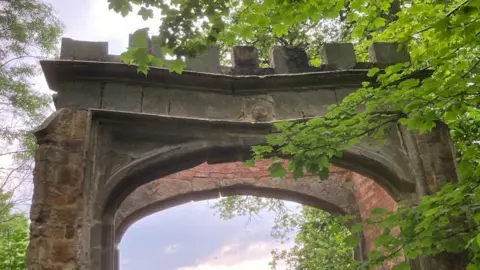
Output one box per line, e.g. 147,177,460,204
27,35,458,270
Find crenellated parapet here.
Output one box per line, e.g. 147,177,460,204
59,33,410,75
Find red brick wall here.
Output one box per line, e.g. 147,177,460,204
348,173,398,251
347,172,399,269
167,160,354,181
166,160,275,180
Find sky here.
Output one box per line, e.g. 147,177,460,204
36,1,298,269
120,199,296,270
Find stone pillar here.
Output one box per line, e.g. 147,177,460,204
26,109,88,270
400,123,468,270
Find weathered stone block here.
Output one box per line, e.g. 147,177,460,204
335,88,356,102
320,43,356,69
271,93,303,119
55,82,102,110
186,46,221,73
273,89,336,118
51,240,75,263
231,46,259,69
105,54,121,62
168,90,242,119
60,38,108,61
55,165,82,188
51,206,79,224
26,237,52,268
102,83,142,112
242,95,277,122
35,146,69,164
269,46,311,73
368,42,410,64
141,87,170,115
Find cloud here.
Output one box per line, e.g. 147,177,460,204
165,244,181,254
176,241,289,270
45,0,161,55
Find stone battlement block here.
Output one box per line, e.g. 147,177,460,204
59,32,411,75
60,38,108,61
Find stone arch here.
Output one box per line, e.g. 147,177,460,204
113,160,404,270
87,111,420,270
113,162,373,270
96,120,416,221
114,162,360,243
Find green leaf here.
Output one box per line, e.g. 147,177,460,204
367,67,380,77
392,262,410,270
165,59,186,74
272,24,288,37
258,16,270,28
318,167,329,180
138,7,154,20
371,208,389,215
467,263,480,270
269,162,286,178
344,235,360,247
246,13,260,24
351,223,363,233
240,26,254,39
310,58,321,67
131,28,149,48
373,17,386,28
385,63,404,75
374,234,394,247
150,57,164,67
119,48,135,64
398,79,420,89
244,159,255,167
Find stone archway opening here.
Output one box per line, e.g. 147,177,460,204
113,159,399,270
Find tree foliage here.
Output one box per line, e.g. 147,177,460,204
0,0,63,213
111,0,480,268
212,196,355,269
0,190,29,270
1,0,62,140
0,3,63,268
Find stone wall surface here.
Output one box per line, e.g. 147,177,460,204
27,109,88,270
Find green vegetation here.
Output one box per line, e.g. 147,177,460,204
212,196,354,269
0,191,29,270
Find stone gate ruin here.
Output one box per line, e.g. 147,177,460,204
27,34,461,270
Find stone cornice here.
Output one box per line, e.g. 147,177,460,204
41,59,374,94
